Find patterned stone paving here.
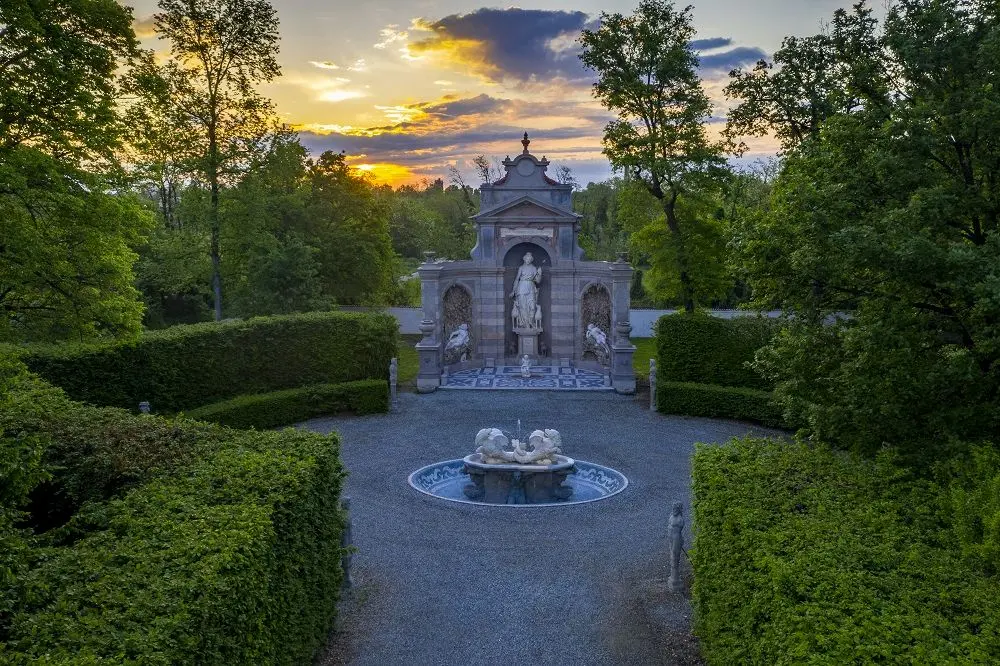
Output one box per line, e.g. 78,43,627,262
440,365,613,390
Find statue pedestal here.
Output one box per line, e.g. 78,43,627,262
513,327,542,357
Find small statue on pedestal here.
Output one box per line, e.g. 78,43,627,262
520,354,532,378
668,501,685,592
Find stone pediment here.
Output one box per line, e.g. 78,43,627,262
474,195,581,221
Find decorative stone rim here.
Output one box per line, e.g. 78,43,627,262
407,459,629,507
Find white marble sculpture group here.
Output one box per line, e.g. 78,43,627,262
443,323,472,363
474,427,562,465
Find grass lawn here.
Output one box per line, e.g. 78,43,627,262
397,335,420,387
396,335,656,386
632,338,655,380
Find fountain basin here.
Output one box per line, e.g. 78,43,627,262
408,459,628,507
463,453,576,504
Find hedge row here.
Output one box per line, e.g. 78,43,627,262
1,367,348,663
656,381,783,427
7,428,346,664
692,438,1000,664
17,311,397,412
655,312,778,389
185,380,389,429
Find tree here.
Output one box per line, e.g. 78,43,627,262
0,149,153,341
0,0,138,159
733,0,1000,458
302,151,394,304
554,164,578,190
0,0,153,341
472,154,503,184
154,0,281,320
724,2,889,155
580,0,725,312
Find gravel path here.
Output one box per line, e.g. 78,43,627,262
305,391,775,666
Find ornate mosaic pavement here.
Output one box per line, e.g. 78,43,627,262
439,365,614,391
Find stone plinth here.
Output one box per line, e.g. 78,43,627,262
514,327,541,357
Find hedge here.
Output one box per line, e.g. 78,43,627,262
17,310,397,413
5,424,346,665
185,379,389,429
655,312,778,389
692,438,1000,664
657,381,783,427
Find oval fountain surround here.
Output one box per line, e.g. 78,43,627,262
407,426,628,506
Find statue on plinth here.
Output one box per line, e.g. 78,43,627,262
585,323,611,366
511,252,542,330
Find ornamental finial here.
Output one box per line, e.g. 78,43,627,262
522,132,530,154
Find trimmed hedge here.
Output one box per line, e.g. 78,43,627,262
657,381,783,427
7,427,346,665
655,312,777,389
0,369,349,662
18,310,397,412
185,379,389,429
692,438,1000,664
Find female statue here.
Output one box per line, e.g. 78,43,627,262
511,252,542,330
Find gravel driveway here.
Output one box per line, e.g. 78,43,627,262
304,390,774,666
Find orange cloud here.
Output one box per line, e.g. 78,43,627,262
352,162,417,186
133,16,157,39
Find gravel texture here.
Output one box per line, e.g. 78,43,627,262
306,390,777,666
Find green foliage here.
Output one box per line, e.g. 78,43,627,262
730,1,1000,458
657,382,782,427
185,380,389,429
943,445,1000,576
21,311,397,413
0,147,154,342
692,438,1000,664
655,313,777,389
0,0,139,160
6,426,346,665
0,357,51,632
150,0,283,320
622,184,731,307
580,0,726,311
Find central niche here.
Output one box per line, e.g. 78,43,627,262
503,242,551,358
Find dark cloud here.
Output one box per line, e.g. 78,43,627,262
418,94,507,118
409,8,591,82
300,124,600,165
690,37,733,51
698,46,768,74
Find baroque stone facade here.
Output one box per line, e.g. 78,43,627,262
416,135,636,393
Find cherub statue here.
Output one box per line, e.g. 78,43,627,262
474,427,516,463
512,429,562,464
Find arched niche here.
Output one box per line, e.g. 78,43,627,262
442,283,474,359
580,282,612,363
502,242,552,358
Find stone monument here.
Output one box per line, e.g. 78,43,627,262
416,133,636,393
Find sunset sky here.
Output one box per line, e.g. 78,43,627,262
129,1,879,187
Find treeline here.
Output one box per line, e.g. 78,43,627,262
0,0,480,342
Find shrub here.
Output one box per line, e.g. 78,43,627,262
19,310,397,412
656,381,783,427
692,437,1000,664
6,427,346,665
655,312,777,389
185,380,389,429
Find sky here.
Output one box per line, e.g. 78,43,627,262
129,1,879,187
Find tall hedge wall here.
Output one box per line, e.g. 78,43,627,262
1,369,348,664
692,438,1000,664
18,311,397,413
655,312,777,389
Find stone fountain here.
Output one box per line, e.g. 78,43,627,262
463,425,575,504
